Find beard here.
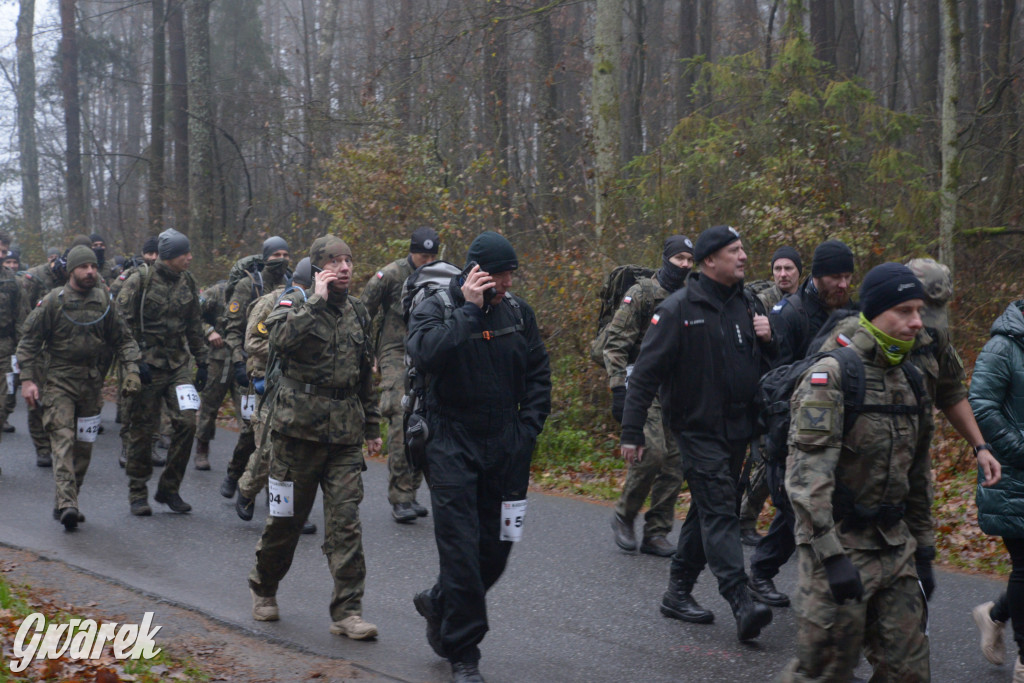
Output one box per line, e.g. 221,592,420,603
71,272,97,290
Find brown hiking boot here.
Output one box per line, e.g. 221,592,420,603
250,588,279,621
330,615,378,640
194,440,211,470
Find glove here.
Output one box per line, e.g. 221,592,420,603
121,372,142,397
233,361,249,387
611,386,627,423
823,554,864,605
137,361,153,385
915,546,936,601
194,364,209,393
253,377,266,395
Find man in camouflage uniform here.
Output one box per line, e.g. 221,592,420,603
194,279,243,470
606,235,692,556
218,236,291,499
248,236,381,640
116,229,209,516
234,257,317,535
361,226,439,523
0,254,28,475
781,263,939,682
17,246,142,529
740,246,803,547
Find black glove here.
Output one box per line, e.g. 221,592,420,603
611,386,627,423
194,364,209,393
823,554,864,605
233,361,248,387
137,361,153,385
915,546,936,601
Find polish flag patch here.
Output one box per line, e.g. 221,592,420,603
376,271,384,279
651,313,661,325
622,295,632,304
810,372,829,385
836,333,851,347
278,299,293,307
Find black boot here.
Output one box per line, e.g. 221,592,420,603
727,583,772,642
748,576,790,607
451,661,485,683
660,571,714,624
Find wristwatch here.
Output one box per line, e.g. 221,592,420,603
974,443,994,456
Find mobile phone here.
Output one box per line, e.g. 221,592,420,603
459,261,497,301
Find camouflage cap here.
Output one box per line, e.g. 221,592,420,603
309,235,352,269
906,258,953,305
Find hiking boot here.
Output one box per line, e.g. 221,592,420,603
748,576,790,607
1015,656,1024,683
392,502,417,523
661,574,714,624
130,498,152,516
59,507,80,531
301,520,317,535
36,452,52,468
611,512,637,552
728,584,772,642
154,490,192,513
194,441,211,470
53,508,85,523
3,421,14,433
973,601,1006,666
150,442,166,467
118,445,127,468
740,528,763,547
157,434,170,450
219,475,238,498
413,590,445,658
250,588,279,621
329,615,378,640
411,499,429,517
451,661,485,683
640,535,675,557
236,491,254,521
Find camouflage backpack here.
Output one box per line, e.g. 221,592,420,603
588,264,656,367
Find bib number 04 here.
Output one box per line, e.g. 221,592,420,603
268,478,294,517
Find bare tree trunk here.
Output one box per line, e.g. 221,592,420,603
168,0,189,231
889,0,905,109
939,0,961,274
593,0,623,235
677,0,697,117
835,0,858,76
811,0,837,66
983,0,1001,90
150,0,166,231
919,0,940,111
990,0,1018,222
60,0,86,233
187,0,215,247
534,2,559,219
395,0,412,128
622,0,645,162
963,0,980,108
483,4,511,224
16,0,41,255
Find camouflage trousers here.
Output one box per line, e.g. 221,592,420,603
249,432,367,621
0,354,13,449
195,354,242,444
779,544,929,682
613,400,683,538
379,357,423,505
739,441,769,531
237,400,272,499
40,372,104,511
125,363,197,501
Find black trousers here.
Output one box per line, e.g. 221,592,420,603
991,537,1024,660
424,410,533,664
670,432,748,597
749,459,796,580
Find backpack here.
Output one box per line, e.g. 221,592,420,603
225,254,264,304
744,278,773,300
757,345,927,464
589,264,656,367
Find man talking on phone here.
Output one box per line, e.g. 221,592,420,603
407,231,551,683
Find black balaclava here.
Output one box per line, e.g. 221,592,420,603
655,235,695,293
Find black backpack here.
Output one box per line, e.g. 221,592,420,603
589,264,656,367
757,345,927,464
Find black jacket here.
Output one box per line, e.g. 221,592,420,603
770,276,855,366
620,272,774,445
406,279,551,438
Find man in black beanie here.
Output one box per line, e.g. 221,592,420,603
361,226,440,523
407,231,551,682
621,225,775,643
605,235,693,556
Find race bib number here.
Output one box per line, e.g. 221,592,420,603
268,478,294,517
10,355,19,374
76,415,102,443
175,384,201,411
240,393,256,421
500,499,528,542
6,373,14,395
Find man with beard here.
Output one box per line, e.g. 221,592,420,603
218,236,291,499
18,246,142,528
607,235,694,556
747,239,857,609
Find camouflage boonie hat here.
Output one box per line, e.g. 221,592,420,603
907,257,952,329
309,235,352,269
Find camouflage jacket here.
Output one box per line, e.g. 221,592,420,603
22,262,61,309
360,256,414,362
0,265,27,357
223,268,289,365
602,276,668,390
815,313,967,411
199,281,232,363
265,290,380,445
244,284,288,378
785,325,934,563
17,284,140,384
116,262,208,371
756,283,787,313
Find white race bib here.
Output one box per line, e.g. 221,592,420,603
500,499,528,542
268,478,294,517
240,393,256,421
10,355,19,374
6,373,14,395
175,384,201,411
76,415,102,443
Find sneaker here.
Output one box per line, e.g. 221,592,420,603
250,588,279,621
219,476,238,498
59,507,80,531
973,601,1006,666
413,590,445,658
410,499,429,517
451,661,485,683
639,535,675,557
392,502,417,523
329,615,378,640
154,490,192,513
236,492,254,521
130,498,152,516
36,452,52,468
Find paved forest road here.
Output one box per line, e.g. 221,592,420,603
0,400,1015,682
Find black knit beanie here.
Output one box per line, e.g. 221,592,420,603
158,228,191,261
466,231,518,273
811,239,854,277
771,246,802,274
262,236,289,261
142,236,159,254
859,263,925,321
656,235,695,293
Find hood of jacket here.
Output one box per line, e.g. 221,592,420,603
991,300,1024,342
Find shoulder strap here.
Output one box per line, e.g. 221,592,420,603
468,293,525,341
349,296,370,331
